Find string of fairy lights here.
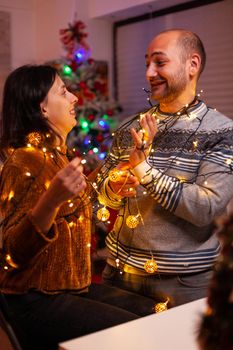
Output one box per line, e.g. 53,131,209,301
1,91,233,312
1,96,232,237
93,94,233,288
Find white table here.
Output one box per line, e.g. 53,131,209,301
59,298,206,350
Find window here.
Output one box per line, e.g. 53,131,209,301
114,0,233,119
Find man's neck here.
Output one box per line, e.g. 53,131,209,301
158,92,197,114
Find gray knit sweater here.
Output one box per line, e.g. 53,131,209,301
98,101,233,274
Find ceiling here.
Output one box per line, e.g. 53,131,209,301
99,0,200,22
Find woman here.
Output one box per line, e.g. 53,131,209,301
0,65,155,350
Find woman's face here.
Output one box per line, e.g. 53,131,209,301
41,74,78,140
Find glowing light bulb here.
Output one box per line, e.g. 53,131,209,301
63,65,72,75
109,169,122,182
27,132,42,146
193,140,198,148
8,191,14,200
45,180,50,189
154,298,169,313
81,121,89,129
144,259,158,273
97,207,110,222
126,215,139,229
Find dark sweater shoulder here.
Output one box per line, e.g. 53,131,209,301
200,107,233,131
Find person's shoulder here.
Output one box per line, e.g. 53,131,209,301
206,106,233,129
4,146,46,172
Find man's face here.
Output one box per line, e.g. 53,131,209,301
145,32,189,104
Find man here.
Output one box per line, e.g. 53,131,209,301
97,29,233,308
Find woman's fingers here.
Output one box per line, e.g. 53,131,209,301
65,157,84,175
50,157,87,200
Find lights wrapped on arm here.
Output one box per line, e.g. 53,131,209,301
0,249,18,271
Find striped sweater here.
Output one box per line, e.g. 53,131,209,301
98,100,233,274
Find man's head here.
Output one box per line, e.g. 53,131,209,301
145,29,206,105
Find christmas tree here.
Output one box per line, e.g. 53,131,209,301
47,19,121,173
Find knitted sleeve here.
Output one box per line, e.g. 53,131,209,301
132,144,233,227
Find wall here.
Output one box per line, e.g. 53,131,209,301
0,0,36,69
34,0,111,62
0,0,36,105
0,0,113,66
88,0,194,19
88,0,155,18
0,0,113,99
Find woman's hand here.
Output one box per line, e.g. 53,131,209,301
129,113,157,168
31,157,87,234
45,157,87,209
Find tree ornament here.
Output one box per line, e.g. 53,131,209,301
126,215,140,229
144,258,158,273
154,298,169,313
109,169,122,182
97,206,110,222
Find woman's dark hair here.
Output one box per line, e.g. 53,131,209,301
0,64,58,157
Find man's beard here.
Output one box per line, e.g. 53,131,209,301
151,67,188,104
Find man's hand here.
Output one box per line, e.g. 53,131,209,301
129,113,157,168
108,164,139,197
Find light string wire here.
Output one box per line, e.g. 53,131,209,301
95,94,233,274
0,145,94,269
1,92,233,270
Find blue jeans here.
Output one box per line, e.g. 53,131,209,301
102,263,213,307
4,283,156,350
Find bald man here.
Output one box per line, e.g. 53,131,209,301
98,29,233,308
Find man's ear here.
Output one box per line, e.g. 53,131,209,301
189,53,201,77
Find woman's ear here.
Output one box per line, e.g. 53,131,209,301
40,101,48,118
